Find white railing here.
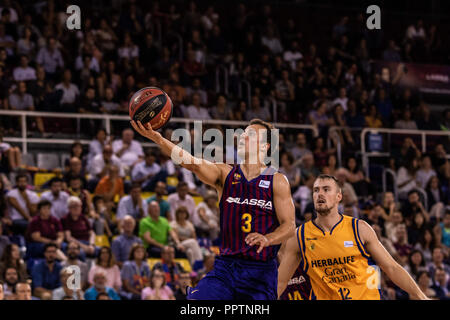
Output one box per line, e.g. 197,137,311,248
360,127,450,178
0,110,319,153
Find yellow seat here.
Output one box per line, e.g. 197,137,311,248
167,176,179,187
95,235,110,247
174,258,192,272
34,173,55,187
193,196,204,206
146,257,192,272
147,258,162,269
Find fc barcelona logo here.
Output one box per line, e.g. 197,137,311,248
234,173,241,181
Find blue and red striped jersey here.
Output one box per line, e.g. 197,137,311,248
279,262,312,300
219,165,280,262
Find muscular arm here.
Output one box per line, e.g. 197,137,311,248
277,233,302,298
246,173,296,252
265,173,296,245
131,121,230,191
359,220,428,300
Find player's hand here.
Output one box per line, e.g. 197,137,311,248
245,233,271,254
130,120,162,143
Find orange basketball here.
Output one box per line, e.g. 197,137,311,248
128,87,173,130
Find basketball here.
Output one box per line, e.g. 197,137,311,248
128,87,173,130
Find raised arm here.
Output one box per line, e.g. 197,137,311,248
246,173,296,252
358,219,429,300
131,121,230,190
277,232,302,298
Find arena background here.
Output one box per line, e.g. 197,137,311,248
0,0,449,300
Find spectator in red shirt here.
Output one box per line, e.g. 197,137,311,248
26,200,65,260
62,196,96,257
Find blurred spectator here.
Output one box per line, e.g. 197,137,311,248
210,94,232,120
404,249,427,280
87,128,109,168
6,173,39,235
345,156,374,200
173,271,192,300
146,181,170,219
401,190,429,224
427,247,450,278
52,267,84,300
140,201,184,257
14,282,33,300
36,37,64,78
94,164,124,204
185,78,207,106
0,220,9,258
426,176,445,220
112,128,144,169
13,55,36,82
84,270,120,300
185,92,211,120
116,183,146,231
245,96,271,122
2,267,17,297
406,19,426,41
383,40,402,62
88,246,121,293
40,178,69,220
167,182,196,221
192,192,220,241
416,155,436,190
63,157,86,189
111,215,142,268
120,243,150,300
31,243,62,300
417,271,436,298
0,243,27,282
440,211,450,247
394,109,417,130
61,241,88,290
54,69,79,109
153,246,185,290
393,224,413,266
61,196,96,257
365,104,383,128
67,175,94,217
290,133,312,161
131,150,162,192
414,229,436,264
397,159,420,199
170,206,203,269
431,267,450,300
25,200,65,260
141,268,175,300
279,152,301,192
407,212,429,246
335,169,358,207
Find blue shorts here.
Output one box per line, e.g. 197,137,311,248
187,255,278,300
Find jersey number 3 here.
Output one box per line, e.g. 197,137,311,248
241,213,252,233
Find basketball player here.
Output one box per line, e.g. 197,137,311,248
278,242,312,300
278,174,428,300
131,119,295,300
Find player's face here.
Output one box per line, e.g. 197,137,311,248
237,125,268,162
312,178,342,215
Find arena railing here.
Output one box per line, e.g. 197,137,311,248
360,127,450,178
327,126,364,167
0,110,319,154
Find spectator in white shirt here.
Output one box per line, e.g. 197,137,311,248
40,178,70,220
55,69,80,105
16,26,35,57
6,173,39,235
185,93,211,120
261,27,283,55
131,150,163,191
283,40,303,71
192,192,220,240
0,2,18,23
416,155,436,190
118,33,139,60
36,37,64,76
116,183,147,232
87,128,109,170
406,19,426,41
332,87,349,111
112,128,144,168
167,182,196,221
88,144,124,192
13,55,36,82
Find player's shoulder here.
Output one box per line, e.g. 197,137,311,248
273,171,291,189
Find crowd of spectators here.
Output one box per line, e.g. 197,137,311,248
0,0,449,300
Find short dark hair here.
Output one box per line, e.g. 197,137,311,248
44,243,58,252
177,181,188,189
37,199,52,211
96,292,110,300
407,189,420,197
49,177,63,186
130,182,142,191
249,118,276,155
15,173,28,182
315,174,342,193
69,175,83,183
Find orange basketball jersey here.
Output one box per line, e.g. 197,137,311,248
296,214,381,300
